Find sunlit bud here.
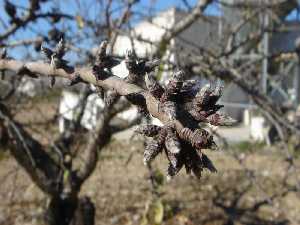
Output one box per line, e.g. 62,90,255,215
55,38,65,59
165,129,181,154
143,139,163,165
145,73,164,99
135,124,162,137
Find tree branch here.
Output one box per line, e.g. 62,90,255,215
0,102,61,196
0,12,73,41
161,0,213,45
0,37,230,178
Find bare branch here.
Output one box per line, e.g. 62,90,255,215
0,103,61,196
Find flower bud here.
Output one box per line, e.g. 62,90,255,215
135,125,162,137
144,139,163,165
145,73,164,99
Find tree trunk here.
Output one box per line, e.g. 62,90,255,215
45,196,95,225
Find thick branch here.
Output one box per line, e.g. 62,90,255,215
0,13,73,41
161,0,213,44
76,110,111,183
0,43,226,179
0,103,61,196
76,98,137,183
0,58,183,129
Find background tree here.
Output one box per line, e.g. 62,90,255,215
0,0,300,225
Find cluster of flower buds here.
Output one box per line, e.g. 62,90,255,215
91,41,160,108
41,38,69,87
189,83,236,126
92,40,120,80
89,41,234,178
136,123,218,179
39,39,233,179
125,50,160,84
91,41,121,106
123,50,160,115
137,71,235,179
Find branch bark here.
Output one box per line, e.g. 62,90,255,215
0,102,61,196
0,58,185,133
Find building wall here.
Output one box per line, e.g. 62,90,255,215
220,83,251,121
174,10,222,53
113,8,176,57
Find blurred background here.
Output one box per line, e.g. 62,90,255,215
0,0,300,224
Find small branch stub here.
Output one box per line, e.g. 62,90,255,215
41,38,69,87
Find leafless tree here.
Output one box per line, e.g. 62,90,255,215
0,0,300,225
0,1,231,224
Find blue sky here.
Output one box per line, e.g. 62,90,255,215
0,0,221,59
0,0,298,60
0,0,297,37
0,0,220,35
